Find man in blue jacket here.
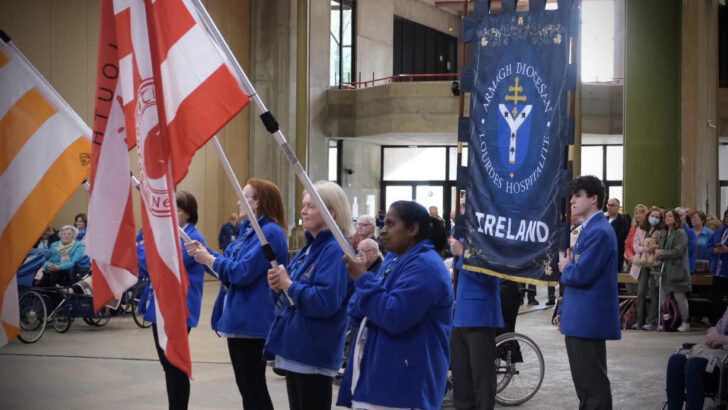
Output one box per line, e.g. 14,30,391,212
557,175,621,410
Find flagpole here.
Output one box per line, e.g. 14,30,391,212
190,0,356,260
127,176,222,281
210,137,295,306
0,31,92,139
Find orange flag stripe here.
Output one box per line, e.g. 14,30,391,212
0,49,9,69
0,88,57,175
0,137,90,314
1,320,19,343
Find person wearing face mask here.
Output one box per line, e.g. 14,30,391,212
655,209,692,332
709,209,728,324
632,207,667,330
625,204,647,270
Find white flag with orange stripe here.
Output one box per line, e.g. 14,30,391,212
0,33,92,346
92,0,249,376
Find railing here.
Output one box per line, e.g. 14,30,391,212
339,73,459,89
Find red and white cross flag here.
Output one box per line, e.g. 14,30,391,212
90,0,249,376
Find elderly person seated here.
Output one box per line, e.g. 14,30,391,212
350,214,377,250
357,238,383,274
35,225,85,287
666,306,728,409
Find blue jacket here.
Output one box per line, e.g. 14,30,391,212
43,240,85,271
453,256,503,328
137,224,207,327
264,230,351,371
560,212,621,340
684,222,697,272
209,216,288,337
710,226,728,277
696,226,715,261
337,240,454,410
218,222,240,252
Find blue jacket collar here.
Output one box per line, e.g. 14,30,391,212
304,229,334,246
239,215,271,235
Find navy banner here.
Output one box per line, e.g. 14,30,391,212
459,3,577,286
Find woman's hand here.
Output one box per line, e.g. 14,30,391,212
343,254,367,280
655,249,665,258
267,265,292,293
186,240,214,266
46,263,59,272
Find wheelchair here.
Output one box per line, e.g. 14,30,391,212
495,332,545,406
660,343,728,410
17,266,113,343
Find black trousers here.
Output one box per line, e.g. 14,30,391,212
227,338,273,410
285,371,333,410
711,276,728,323
451,327,497,410
565,336,612,410
152,324,191,410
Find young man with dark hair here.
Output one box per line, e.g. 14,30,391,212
557,175,621,410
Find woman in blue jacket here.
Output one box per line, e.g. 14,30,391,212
337,200,454,410
186,178,288,410
137,191,206,410
265,181,353,410
37,225,85,286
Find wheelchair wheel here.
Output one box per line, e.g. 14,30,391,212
52,303,72,333
131,285,151,329
17,291,47,343
494,332,545,406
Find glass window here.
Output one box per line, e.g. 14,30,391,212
720,144,728,181
581,0,615,82
328,140,338,181
606,145,623,181
330,0,355,87
608,186,623,208
448,146,468,181
383,147,447,181
415,186,444,218
385,186,412,210
581,146,604,179
721,186,728,216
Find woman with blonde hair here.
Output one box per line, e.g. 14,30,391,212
265,181,353,410
625,204,648,269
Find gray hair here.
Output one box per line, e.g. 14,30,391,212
357,215,375,225
357,238,382,259
58,225,79,239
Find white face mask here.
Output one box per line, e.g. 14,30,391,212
648,217,660,226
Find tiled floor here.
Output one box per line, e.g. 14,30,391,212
0,282,707,409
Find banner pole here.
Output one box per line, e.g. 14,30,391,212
191,0,355,260
210,137,295,306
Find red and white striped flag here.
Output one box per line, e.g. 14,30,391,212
91,0,249,376
87,0,139,313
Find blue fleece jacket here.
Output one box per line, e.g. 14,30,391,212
710,225,728,277
137,224,207,327
337,240,454,410
43,240,85,271
263,230,351,371
209,216,288,337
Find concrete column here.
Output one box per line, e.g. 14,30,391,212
250,0,295,227
623,0,681,213
680,0,719,213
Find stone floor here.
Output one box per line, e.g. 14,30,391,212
0,282,711,409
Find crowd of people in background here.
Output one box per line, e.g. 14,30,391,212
24,174,728,409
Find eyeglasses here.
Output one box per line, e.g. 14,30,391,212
356,223,373,228
607,204,618,208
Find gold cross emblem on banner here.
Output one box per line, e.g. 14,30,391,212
505,77,527,116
